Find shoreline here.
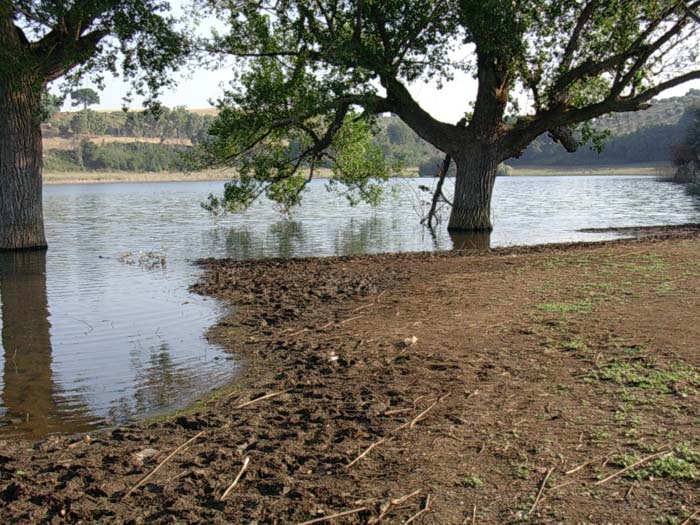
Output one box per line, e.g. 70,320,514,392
42,162,669,185
2,227,700,523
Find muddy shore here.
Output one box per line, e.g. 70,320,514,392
2,226,700,524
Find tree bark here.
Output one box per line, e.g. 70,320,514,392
448,147,499,231
0,77,47,250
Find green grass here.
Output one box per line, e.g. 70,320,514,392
461,475,485,488
594,361,700,395
536,301,593,313
612,443,700,481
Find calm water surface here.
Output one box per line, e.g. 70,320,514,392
1,175,698,438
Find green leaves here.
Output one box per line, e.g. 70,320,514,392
327,118,398,207
199,0,700,219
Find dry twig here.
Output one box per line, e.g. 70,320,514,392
294,507,368,525
368,489,422,524
681,507,700,525
403,494,433,524
528,467,553,515
123,431,205,498
565,457,601,475
346,437,388,469
594,449,671,486
410,394,450,429
340,314,365,325
220,456,250,501
236,390,288,409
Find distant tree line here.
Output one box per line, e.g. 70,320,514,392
42,92,700,174
509,114,694,166
45,140,189,172
45,107,215,143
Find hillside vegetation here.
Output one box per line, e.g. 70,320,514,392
42,90,700,175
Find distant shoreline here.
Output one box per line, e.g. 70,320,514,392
43,162,669,185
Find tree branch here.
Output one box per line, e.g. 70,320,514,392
559,0,600,72
503,67,700,160
385,77,465,154
40,28,110,82
683,1,700,24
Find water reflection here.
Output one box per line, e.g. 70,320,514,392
449,230,492,250
1,175,697,439
0,251,93,438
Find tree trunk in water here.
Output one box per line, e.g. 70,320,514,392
0,78,47,250
0,250,54,437
448,149,499,232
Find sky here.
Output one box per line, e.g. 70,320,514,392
66,60,700,123
60,0,700,123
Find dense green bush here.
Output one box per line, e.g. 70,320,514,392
47,107,215,142
44,141,191,172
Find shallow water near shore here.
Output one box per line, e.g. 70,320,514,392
1,175,698,439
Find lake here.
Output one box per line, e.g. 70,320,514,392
1,175,698,438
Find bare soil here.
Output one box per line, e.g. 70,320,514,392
2,227,700,524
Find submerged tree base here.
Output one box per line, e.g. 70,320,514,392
3,227,700,524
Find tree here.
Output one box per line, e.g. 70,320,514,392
70,87,100,110
0,2,189,250
686,108,700,158
39,91,63,122
202,0,700,231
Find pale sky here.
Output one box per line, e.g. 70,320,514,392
59,0,700,123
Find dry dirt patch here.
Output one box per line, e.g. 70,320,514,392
1,227,700,524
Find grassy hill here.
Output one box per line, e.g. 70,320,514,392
42,89,700,180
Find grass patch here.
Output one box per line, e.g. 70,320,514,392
537,301,593,313
594,361,700,395
612,443,700,481
461,475,485,488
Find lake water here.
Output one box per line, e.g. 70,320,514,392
1,175,698,438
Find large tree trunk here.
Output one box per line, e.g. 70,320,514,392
448,147,499,231
0,77,47,250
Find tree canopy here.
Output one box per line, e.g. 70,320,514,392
1,0,189,103
70,87,100,109
200,0,700,223
0,0,192,250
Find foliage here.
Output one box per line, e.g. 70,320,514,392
612,443,700,481
198,0,700,220
44,140,189,172
595,361,700,395
46,107,215,142
70,88,100,110
201,115,398,214
39,92,63,122
1,2,190,104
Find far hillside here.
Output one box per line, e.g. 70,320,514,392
42,89,700,176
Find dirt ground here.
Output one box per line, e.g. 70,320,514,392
2,226,700,524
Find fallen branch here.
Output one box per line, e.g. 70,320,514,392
368,489,422,524
410,394,450,429
236,390,288,409
294,506,368,525
565,457,602,475
352,302,376,313
123,431,205,498
347,393,451,469
529,468,553,515
340,314,365,325
681,507,700,525
220,456,250,501
403,494,433,524
346,437,388,469
594,449,672,486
